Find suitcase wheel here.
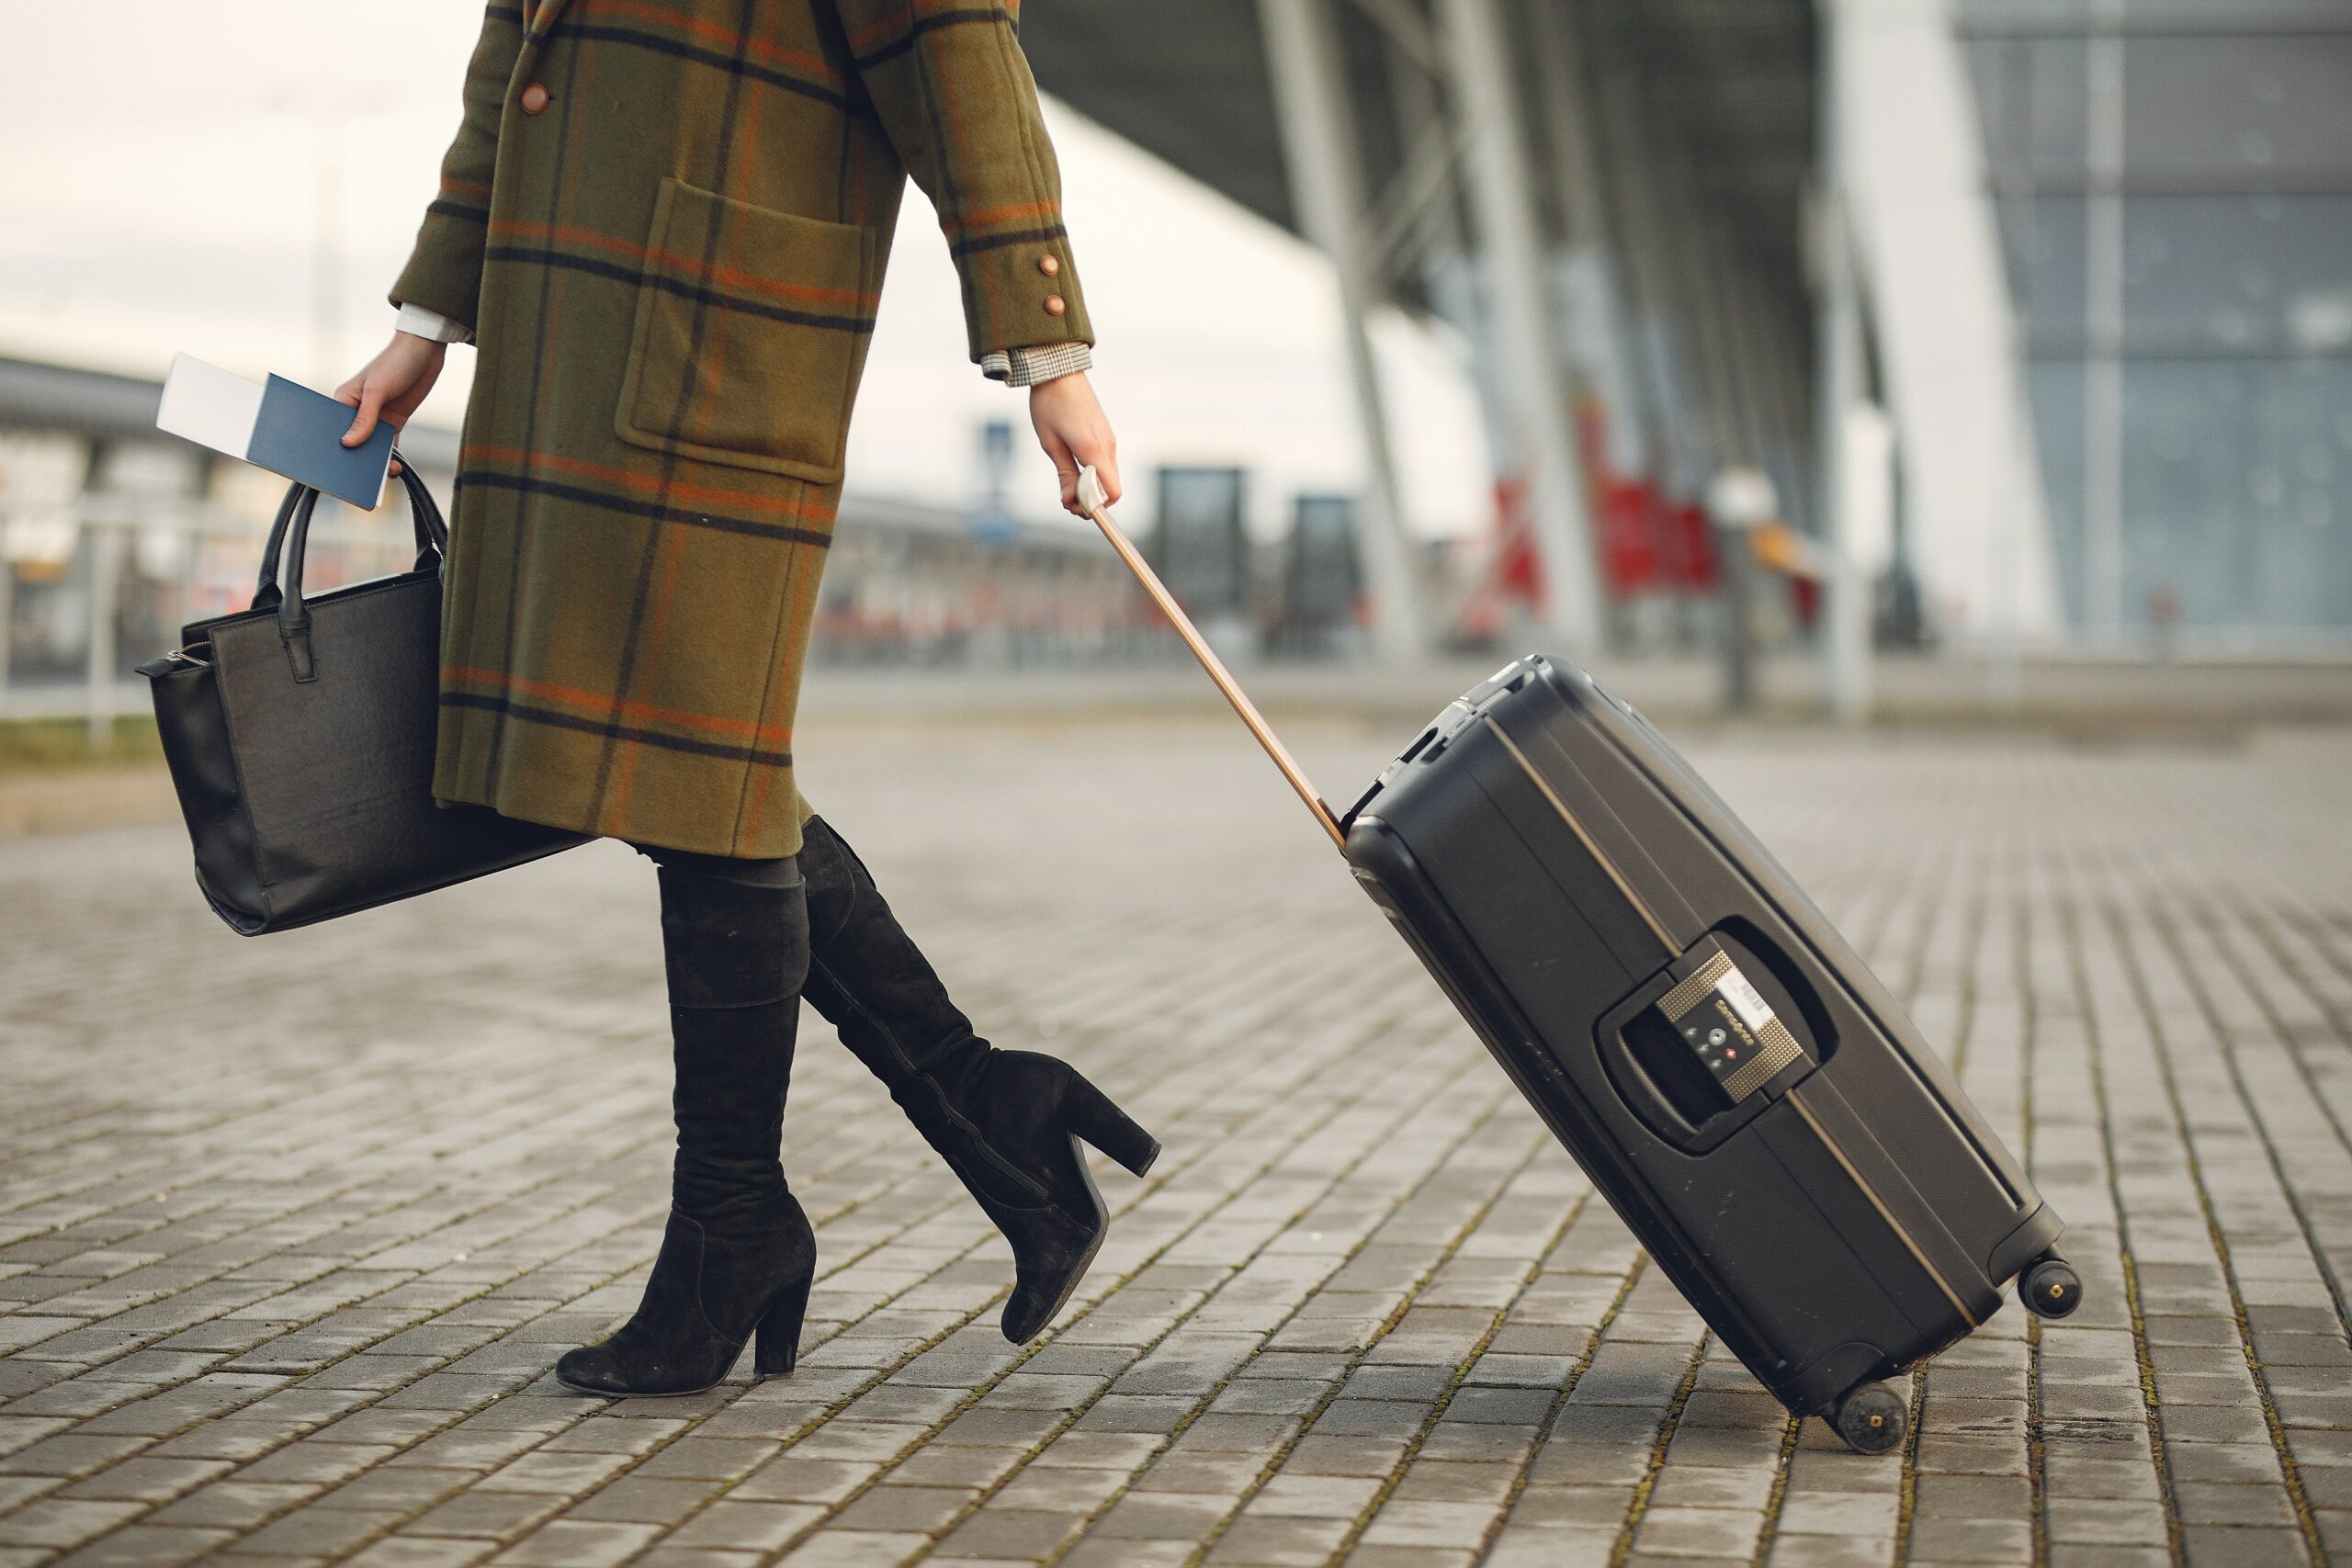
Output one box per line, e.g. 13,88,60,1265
2020,1253,2083,1320
1829,1381,1908,1455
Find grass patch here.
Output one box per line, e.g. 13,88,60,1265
0,715,165,774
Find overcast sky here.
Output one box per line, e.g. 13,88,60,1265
0,0,1492,540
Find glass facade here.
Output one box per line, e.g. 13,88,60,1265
1960,7,2352,639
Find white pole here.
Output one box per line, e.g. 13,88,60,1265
2083,0,2127,642
1527,1,1648,480
0,533,14,717
1258,0,1429,662
314,118,345,393
85,523,122,752
1435,0,1603,652
1816,0,1871,722
1601,67,1726,492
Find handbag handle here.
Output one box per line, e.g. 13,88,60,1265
258,455,449,683
251,454,448,614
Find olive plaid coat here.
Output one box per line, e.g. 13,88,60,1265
390,0,1092,857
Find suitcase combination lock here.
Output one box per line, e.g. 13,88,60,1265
1600,934,1821,1150
1657,943,1809,1105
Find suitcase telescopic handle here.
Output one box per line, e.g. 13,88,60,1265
1078,467,1346,851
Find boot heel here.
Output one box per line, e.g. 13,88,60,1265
753,1269,812,1378
1067,1077,1160,1179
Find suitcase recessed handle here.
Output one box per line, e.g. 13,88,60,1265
1603,1011,1718,1149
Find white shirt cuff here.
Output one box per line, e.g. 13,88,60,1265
395,302,471,344
982,342,1091,388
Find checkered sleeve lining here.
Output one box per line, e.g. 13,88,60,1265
981,343,1094,388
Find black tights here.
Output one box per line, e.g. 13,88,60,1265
629,840,803,890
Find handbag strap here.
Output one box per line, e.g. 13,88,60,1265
257,455,449,682
251,454,447,613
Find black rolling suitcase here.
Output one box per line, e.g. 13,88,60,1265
1075,476,2079,1453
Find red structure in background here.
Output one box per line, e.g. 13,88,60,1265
1452,405,1721,644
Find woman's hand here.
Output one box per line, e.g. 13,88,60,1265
335,333,448,476
1030,371,1120,515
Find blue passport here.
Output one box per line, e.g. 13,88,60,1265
156,355,396,509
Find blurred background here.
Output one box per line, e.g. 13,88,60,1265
2,0,2348,750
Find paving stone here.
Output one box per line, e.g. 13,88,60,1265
2045,1549,2172,1568
662,1500,824,1551
560,1476,718,1528
1201,1513,1354,1566
933,1506,1086,1558
2048,1495,2175,1547
1027,1430,1164,1470
237,1505,402,1557
143,1481,316,1529
1308,1400,1428,1439
0,1434,153,1480
404,1489,568,1541
1905,1513,2036,1562
490,1518,662,1566
829,1485,976,1534
888,1447,1024,1492
1650,1467,1775,1512
0,1501,148,1551
2171,1480,2295,1528
2177,1524,2311,1568
47,1524,235,1566
1344,1544,1477,1568
1762,1537,1894,1568
343,1539,499,1568
1774,1490,1897,1537
1245,1472,1383,1518
1094,1491,1238,1540
53,1456,232,1503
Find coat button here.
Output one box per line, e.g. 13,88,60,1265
521,83,550,114
1043,294,1066,317
1038,254,1061,277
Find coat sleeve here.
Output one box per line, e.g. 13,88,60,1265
831,0,1093,365
387,0,526,333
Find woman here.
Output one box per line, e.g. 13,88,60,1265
334,0,1159,1397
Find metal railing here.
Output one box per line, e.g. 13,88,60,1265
1,497,432,744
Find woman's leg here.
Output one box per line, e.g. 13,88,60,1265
553,844,818,1395
797,815,1159,1344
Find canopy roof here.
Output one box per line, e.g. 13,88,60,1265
1021,0,1819,319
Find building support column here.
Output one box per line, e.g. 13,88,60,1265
1527,1,1647,481
84,523,122,750
1597,62,1720,497
2083,0,2127,640
1815,0,1871,721
1658,146,1761,479
1259,0,1429,662
1434,0,1602,651
0,521,14,714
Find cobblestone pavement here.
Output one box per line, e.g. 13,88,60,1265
4,718,2350,1568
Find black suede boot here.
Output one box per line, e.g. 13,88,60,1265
556,854,820,1396
797,816,1159,1344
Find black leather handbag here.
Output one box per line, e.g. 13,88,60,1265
139,460,590,934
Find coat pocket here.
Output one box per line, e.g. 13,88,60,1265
615,176,879,484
